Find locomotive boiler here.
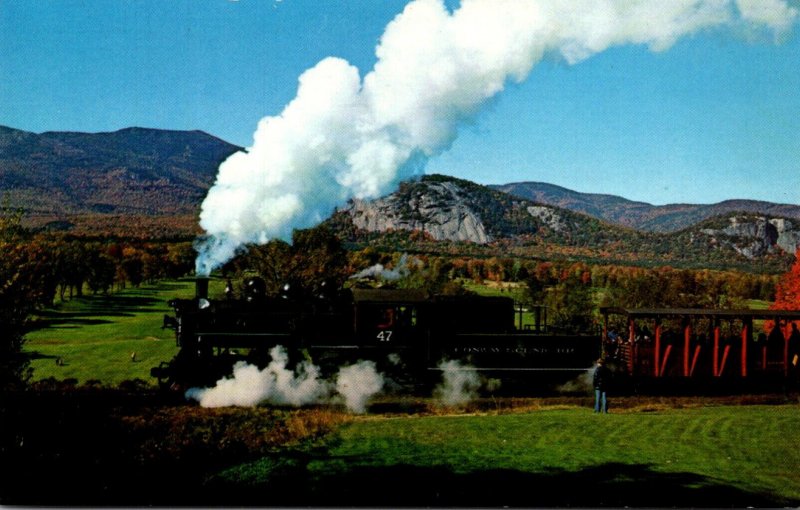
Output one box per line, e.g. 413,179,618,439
151,277,601,391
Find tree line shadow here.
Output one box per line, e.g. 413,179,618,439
29,294,165,331
148,281,189,291
65,294,162,312
203,456,791,508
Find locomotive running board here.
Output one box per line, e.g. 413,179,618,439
196,332,292,336
194,332,292,348
426,367,590,371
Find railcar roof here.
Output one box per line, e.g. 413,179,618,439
351,288,429,303
600,307,800,320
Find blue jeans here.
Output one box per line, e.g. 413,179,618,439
594,389,607,413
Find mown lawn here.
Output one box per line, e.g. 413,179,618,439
23,278,225,385
211,404,800,507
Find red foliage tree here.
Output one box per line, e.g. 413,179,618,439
771,250,800,310
767,249,800,332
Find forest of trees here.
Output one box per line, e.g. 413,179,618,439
341,250,780,333
224,226,351,299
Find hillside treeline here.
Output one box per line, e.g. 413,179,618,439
344,249,779,334
42,238,195,300
348,249,776,303
8,236,195,303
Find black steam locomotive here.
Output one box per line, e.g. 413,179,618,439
151,278,600,391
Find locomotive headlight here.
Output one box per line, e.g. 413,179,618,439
198,298,211,310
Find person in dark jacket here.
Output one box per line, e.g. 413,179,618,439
789,323,800,383
593,358,611,413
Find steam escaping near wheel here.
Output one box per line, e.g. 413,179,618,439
434,359,501,407
556,367,595,394
185,346,385,413
336,361,385,413
194,0,798,275
184,346,330,408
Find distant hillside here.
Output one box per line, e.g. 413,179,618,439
492,181,800,233
337,174,639,244
328,175,799,272
0,125,241,218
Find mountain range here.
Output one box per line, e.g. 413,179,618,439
492,181,800,233
329,174,799,271
1,125,798,269
0,125,240,237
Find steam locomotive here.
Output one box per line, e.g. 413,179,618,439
151,278,601,391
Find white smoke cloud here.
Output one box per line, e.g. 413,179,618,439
195,0,797,274
737,0,798,35
433,359,484,407
185,345,330,407
349,253,419,281
349,262,406,282
335,360,385,413
185,346,384,413
556,368,595,394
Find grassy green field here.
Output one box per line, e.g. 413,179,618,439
210,404,800,506
23,278,226,385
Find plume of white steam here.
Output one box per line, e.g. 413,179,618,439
556,368,596,394
434,359,483,407
349,253,417,281
349,263,407,281
185,346,384,413
185,346,330,407
349,263,405,281
336,360,385,413
195,0,797,274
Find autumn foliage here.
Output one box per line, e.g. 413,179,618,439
771,249,800,311
767,249,800,333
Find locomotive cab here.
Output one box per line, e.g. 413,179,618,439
351,288,428,346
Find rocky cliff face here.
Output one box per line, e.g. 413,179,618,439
697,215,800,258
346,180,492,243
341,176,599,244
526,205,569,233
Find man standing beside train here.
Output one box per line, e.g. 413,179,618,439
593,358,611,414
789,323,800,388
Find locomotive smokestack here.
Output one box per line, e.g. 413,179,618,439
196,277,209,300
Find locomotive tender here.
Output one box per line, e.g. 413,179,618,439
151,277,600,390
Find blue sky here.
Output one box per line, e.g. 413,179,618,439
2,0,798,206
